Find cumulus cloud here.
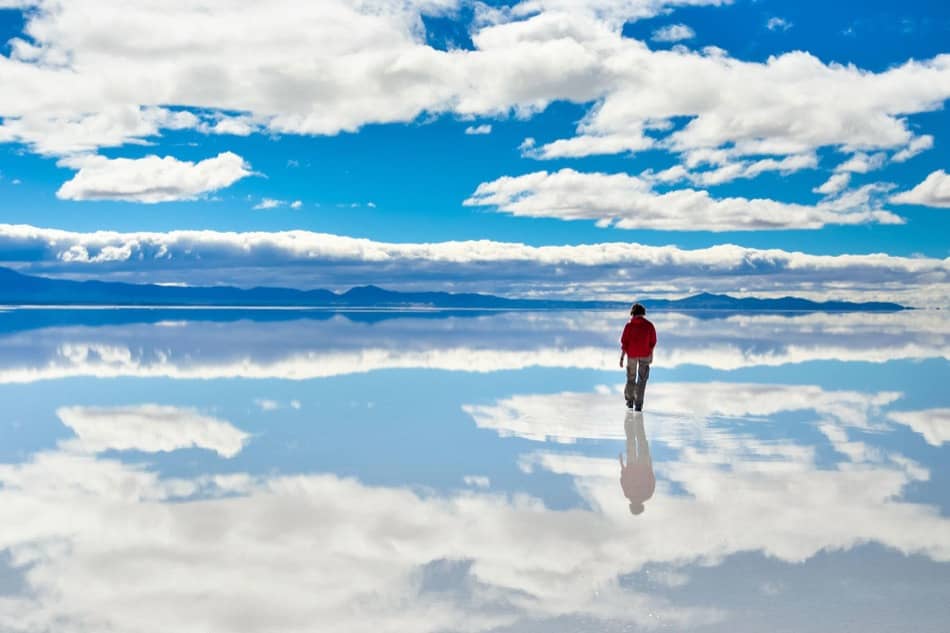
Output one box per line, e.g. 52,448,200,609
55,152,251,203
684,153,818,186
201,114,260,136
465,124,492,135
463,475,491,488
835,152,887,174
529,48,950,162
254,398,280,411
1,223,947,303
651,24,695,42
253,198,281,210
253,198,304,210
766,17,792,31
889,409,950,446
0,106,200,156
0,0,945,191
466,168,903,230
814,172,851,196
638,152,819,187
890,170,950,208
56,404,249,457
891,135,933,162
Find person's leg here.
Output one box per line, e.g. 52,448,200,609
635,359,651,409
624,411,637,458
624,362,636,406
633,413,650,462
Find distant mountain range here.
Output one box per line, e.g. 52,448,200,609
0,267,906,311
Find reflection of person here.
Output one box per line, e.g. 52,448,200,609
619,411,654,515
619,303,657,411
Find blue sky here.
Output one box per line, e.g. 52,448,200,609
0,0,948,302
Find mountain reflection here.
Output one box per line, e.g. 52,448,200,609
0,309,946,382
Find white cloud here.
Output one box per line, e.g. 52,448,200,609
766,17,791,31
252,398,301,411
0,0,944,190
253,198,283,210
465,124,492,135
0,106,199,156
253,198,303,210
835,152,887,174
892,135,933,162
56,404,249,457
55,152,251,203
254,398,280,411
203,114,260,137
889,409,950,446
466,168,903,231
890,170,950,208
530,48,950,162
527,130,654,159
651,24,695,42
1,223,947,303
463,475,491,488
646,152,818,187
506,0,727,26
814,172,851,195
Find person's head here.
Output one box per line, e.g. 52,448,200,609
629,502,645,515
630,303,646,317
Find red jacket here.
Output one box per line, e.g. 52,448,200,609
621,317,657,358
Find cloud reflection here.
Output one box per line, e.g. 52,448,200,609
57,404,249,457
465,382,901,443
0,309,946,383
0,381,948,631
888,408,950,446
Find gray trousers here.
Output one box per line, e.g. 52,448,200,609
624,355,652,406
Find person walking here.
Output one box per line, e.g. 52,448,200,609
619,302,657,411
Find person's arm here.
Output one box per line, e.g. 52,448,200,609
650,323,657,351
620,323,628,367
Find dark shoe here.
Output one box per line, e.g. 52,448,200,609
634,404,642,412
626,400,634,409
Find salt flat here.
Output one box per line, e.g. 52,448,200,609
0,309,947,632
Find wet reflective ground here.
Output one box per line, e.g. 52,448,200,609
0,308,948,632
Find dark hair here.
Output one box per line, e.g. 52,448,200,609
630,303,646,316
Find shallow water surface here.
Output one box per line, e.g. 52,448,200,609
0,309,948,632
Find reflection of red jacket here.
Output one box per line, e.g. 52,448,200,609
621,317,657,358
621,464,655,504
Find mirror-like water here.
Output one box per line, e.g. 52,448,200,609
1,309,947,632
